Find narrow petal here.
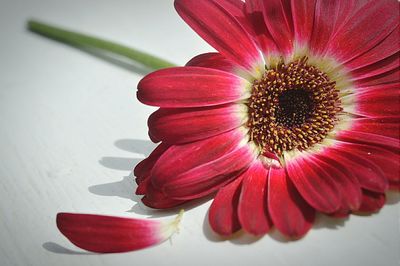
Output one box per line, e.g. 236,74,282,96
137,66,250,108
260,0,294,55
310,0,355,56
285,155,341,213
357,190,386,213
268,167,315,238
151,129,256,200
337,130,400,151
56,211,183,253
344,26,400,70
148,104,247,144
290,0,316,47
209,176,243,236
238,161,271,235
185,52,237,73
350,117,400,139
175,0,264,76
327,0,399,63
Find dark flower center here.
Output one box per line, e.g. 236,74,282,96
247,57,342,157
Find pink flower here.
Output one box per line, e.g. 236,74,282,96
136,0,399,238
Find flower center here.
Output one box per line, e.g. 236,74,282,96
247,57,342,157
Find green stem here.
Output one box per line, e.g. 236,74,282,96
27,20,177,70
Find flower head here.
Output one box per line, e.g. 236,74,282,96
136,0,399,238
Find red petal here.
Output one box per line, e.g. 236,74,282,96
141,181,186,209
237,161,271,235
137,66,250,108
350,52,399,80
350,117,400,139
337,130,400,152
310,0,355,56
175,0,264,76
290,0,316,46
344,26,400,70
209,175,243,236
162,144,254,200
268,167,315,238
134,143,169,184
355,68,399,88
148,104,246,144
326,145,389,193
327,0,399,63
260,0,294,55
286,155,341,213
310,154,362,211
56,212,183,253
357,190,386,213
351,86,400,117
185,52,236,73
244,0,278,56
151,129,255,200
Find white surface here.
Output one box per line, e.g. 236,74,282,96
0,0,399,265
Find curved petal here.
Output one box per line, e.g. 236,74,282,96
185,52,237,73
290,0,316,47
259,0,294,55
137,66,250,108
285,154,341,213
150,129,256,200
148,104,247,144
268,167,315,238
208,175,243,236
344,26,400,70
327,0,399,63
337,130,400,151
175,0,264,77
356,190,386,213
238,161,271,235
56,212,182,253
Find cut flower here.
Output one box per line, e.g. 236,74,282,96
137,0,400,238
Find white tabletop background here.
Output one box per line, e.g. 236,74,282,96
0,0,399,265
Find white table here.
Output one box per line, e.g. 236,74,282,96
0,0,399,265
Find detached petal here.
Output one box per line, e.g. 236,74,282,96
56,211,183,253
137,67,250,108
268,167,315,238
175,0,264,77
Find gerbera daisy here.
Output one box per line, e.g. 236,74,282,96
136,0,400,238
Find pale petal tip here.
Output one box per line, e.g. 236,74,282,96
160,209,185,239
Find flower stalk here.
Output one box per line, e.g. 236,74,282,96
27,20,177,70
